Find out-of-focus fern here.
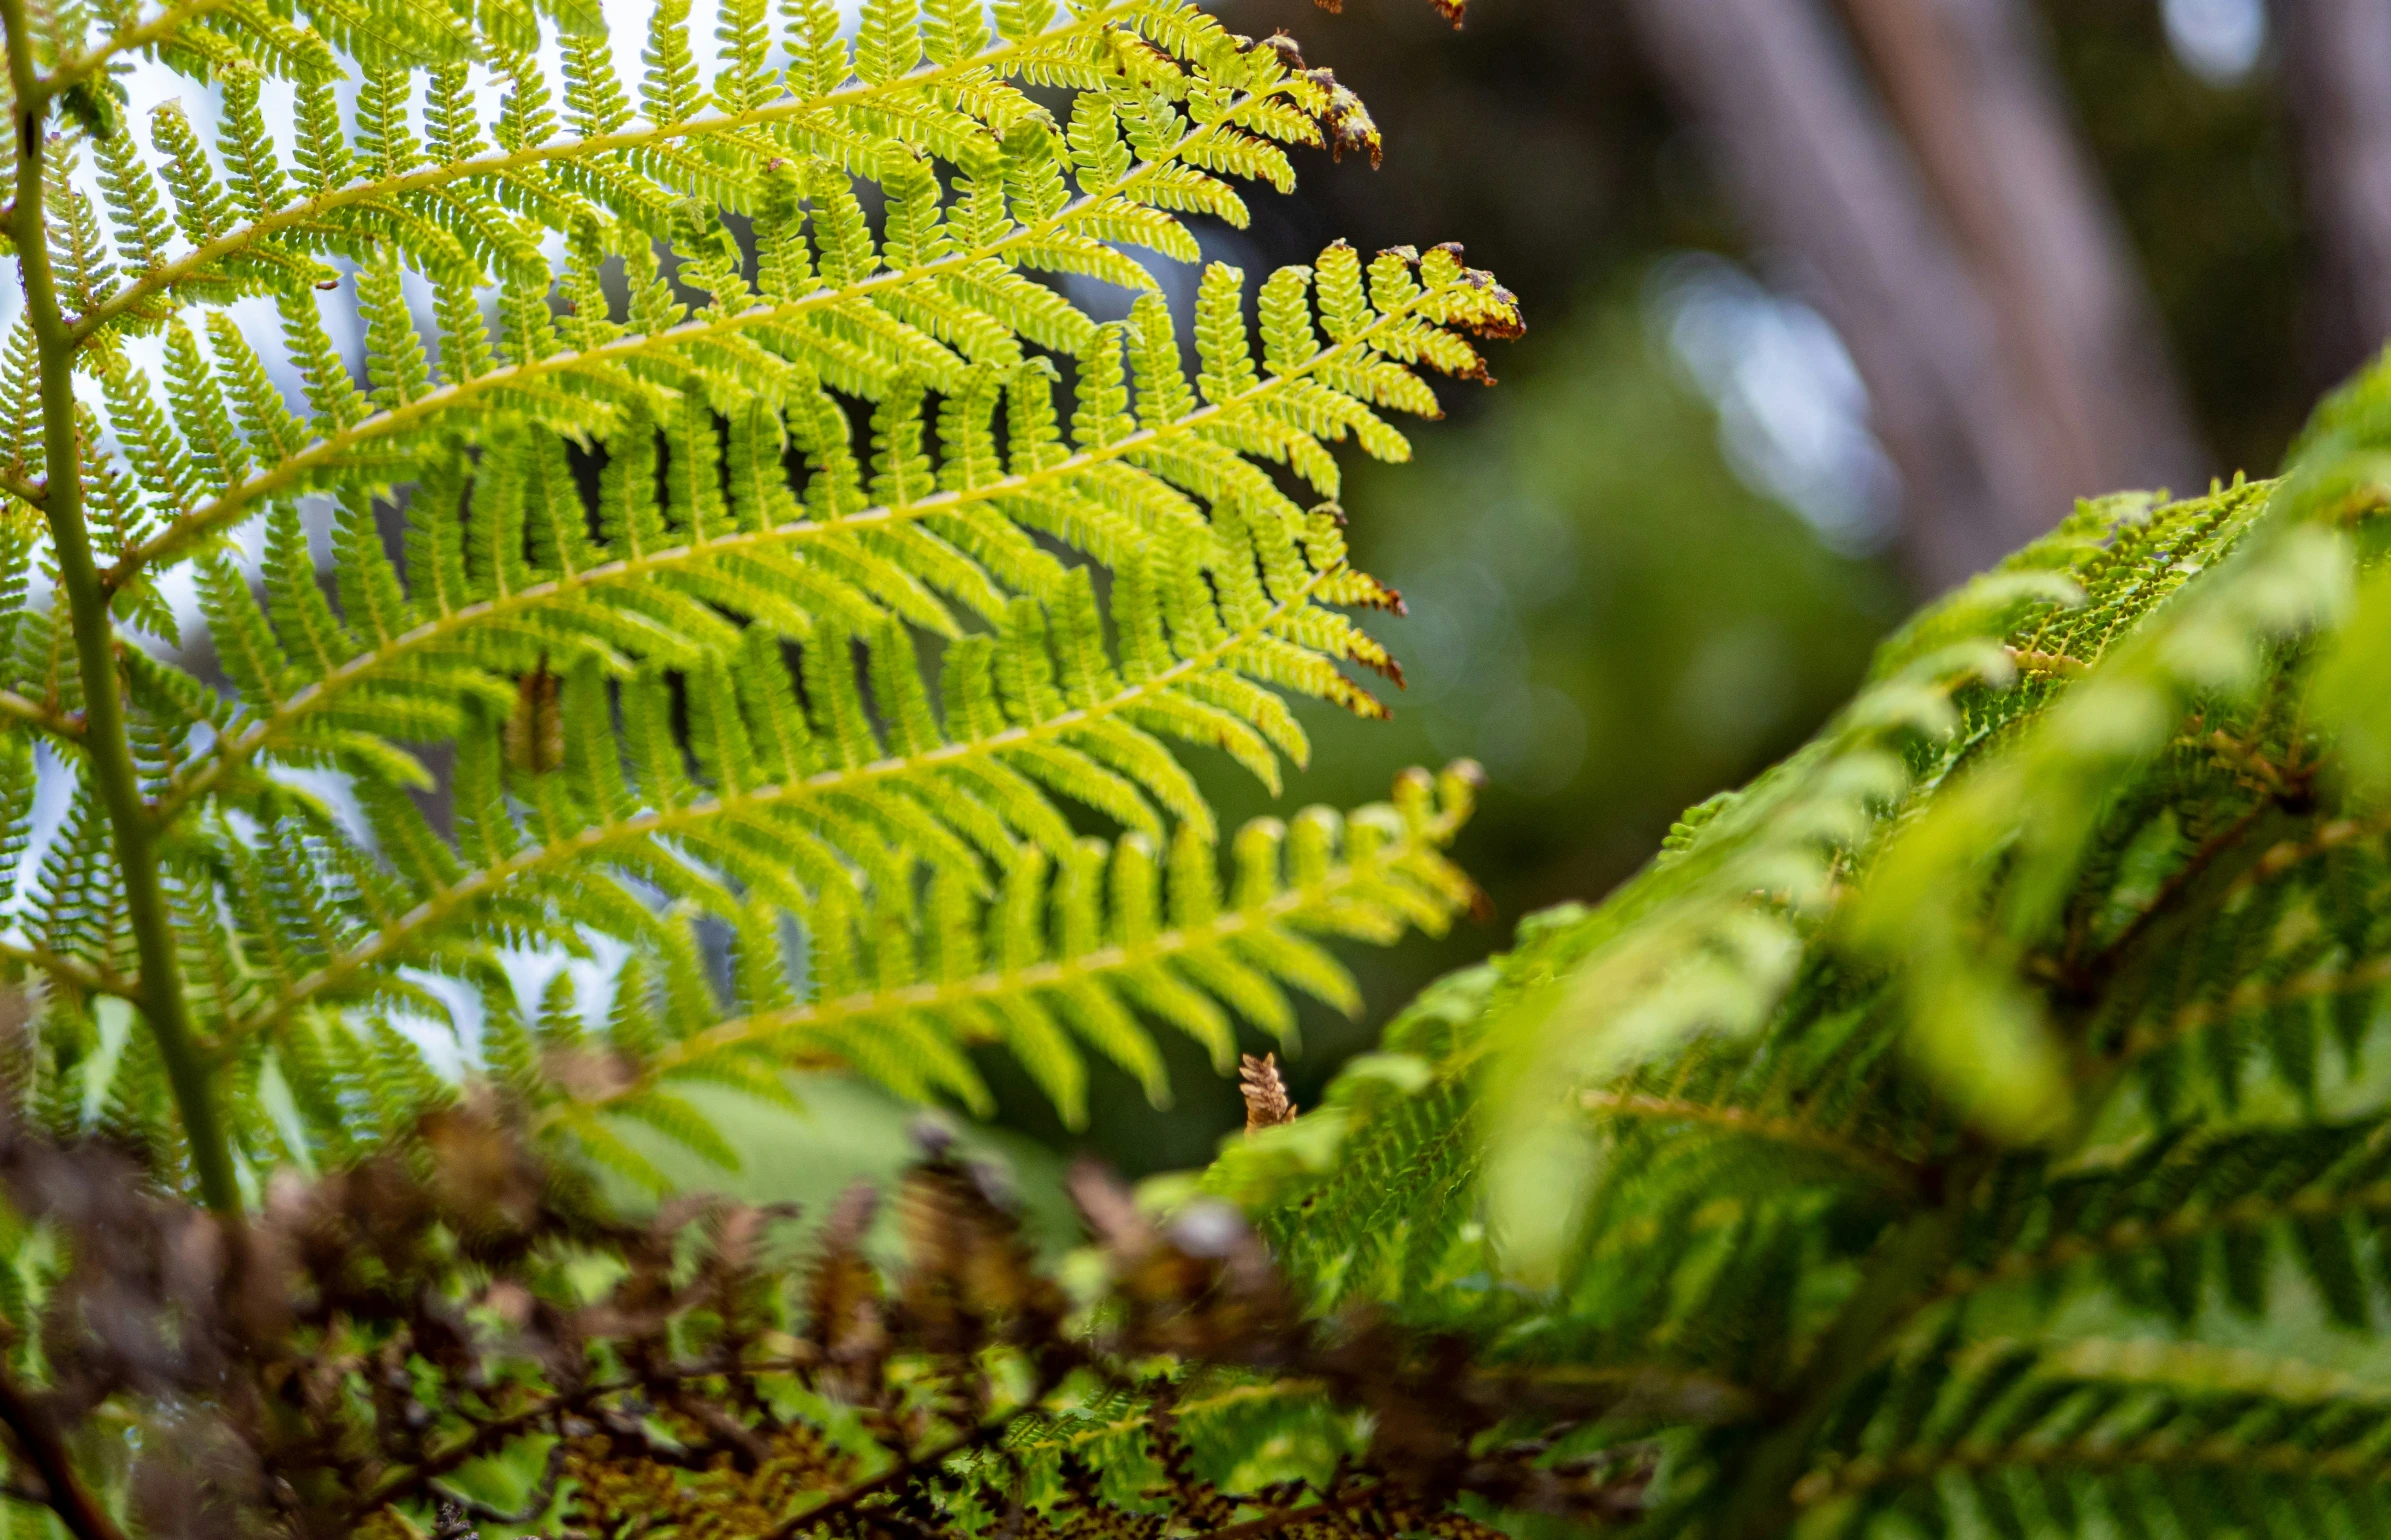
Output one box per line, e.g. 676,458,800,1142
1204,350,2391,1536
0,0,1516,1211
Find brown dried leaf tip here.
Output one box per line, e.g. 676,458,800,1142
1240,1053,1296,1133
1315,75,1382,168
505,655,563,775
1432,0,1466,23
1311,0,1467,25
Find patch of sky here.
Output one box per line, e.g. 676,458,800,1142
1645,251,1898,559
2161,0,2267,88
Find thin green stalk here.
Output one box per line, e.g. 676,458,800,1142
0,2,242,1218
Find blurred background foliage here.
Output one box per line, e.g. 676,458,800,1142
2047,0,2306,477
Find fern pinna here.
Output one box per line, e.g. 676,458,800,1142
0,0,1516,1213
1203,355,2391,1537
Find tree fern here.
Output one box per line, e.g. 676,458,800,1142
0,0,1517,1209
1203,349,2391,1536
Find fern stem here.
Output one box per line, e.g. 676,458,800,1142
2220,805,2391,899
0,2,242,1218
0,467,43,504
0,686,79,739
0,936,133,999
2069,795,2279,983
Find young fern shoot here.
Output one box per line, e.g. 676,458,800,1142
0,0,1520,1208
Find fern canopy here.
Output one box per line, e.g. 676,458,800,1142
0,0,1515,1199
1201,352,2391,1535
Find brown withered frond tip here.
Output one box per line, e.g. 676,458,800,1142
504,656,563,776
1240,1053,1297,1132
1313,0,1468,25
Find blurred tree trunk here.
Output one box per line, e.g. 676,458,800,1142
2272,0,2391,384
1622,0,2205,590
1841,0,2205,495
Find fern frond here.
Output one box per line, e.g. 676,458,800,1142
276,760,1473,1151
3,0,1513,1322
1799,1337,2391,1537
132,254,1491,865
1188,346,2391,1538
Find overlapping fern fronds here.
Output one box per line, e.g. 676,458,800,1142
0,0,1517,1206
1201,350,2391,1536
